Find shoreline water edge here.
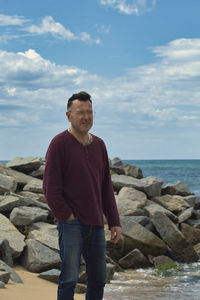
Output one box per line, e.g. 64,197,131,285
0,156,200,299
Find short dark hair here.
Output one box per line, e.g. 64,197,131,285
67,91,92,110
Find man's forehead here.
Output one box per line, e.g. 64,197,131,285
72,99,92,108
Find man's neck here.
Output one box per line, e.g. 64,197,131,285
68,127,90,145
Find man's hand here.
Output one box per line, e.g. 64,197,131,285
67,213,75,221
110,226,122,244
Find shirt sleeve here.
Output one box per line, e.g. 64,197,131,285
101,144,121,229
43,140,73,222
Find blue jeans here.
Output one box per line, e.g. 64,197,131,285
57,219,107,300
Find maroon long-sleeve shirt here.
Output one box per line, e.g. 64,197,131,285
43,130,120,228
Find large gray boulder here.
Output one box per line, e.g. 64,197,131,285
116,199,145,216
0,194,49,214
0,163,37,188
0,271,10,284
112,174,163,198
28,222,59,252
162,181,193,196
152,211,199,262
120,216,150,227
120,217,167,257
110,166,125,175
105,227,125,261
116,187,147,216
21,239,60,272
194,195,200,209
178,207,194,223
10,206,49,226
23,179,43,193
123,164,143,179
0,239,13,266
0,214,25,259
30,165,45,179
106,255,123,272
118,248,151,269
181,223,200,245
118,186,147,203
0,260,23,283
111,174,141,191
120,215,154,233
184,195,196,207
150,255,174,267
17,191,46,203
151,194,190,214
144,200,178,223
111,157,123,167
6,156,42,174
0,174,17,194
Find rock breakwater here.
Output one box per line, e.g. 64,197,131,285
0,156,200,292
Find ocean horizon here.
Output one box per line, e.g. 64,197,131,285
123,159,200,195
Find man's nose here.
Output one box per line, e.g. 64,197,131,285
83,112,92,118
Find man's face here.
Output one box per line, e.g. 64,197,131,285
66,99,93,134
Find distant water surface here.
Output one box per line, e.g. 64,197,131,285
123,159,200,195
0,160,9,164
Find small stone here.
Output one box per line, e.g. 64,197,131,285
0,271,10,284
106,263,116,283
0,280,5,288
38,269,60,283
75,283,87,294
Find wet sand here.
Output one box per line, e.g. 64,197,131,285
0,266,84,300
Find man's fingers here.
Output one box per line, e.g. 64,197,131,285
110,226,122,244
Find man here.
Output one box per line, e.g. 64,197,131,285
43,91,122,300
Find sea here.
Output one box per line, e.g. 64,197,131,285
1,159,200,299
122,159,200,195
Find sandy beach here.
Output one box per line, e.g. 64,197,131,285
0,266,84,300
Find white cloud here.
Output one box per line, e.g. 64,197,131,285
25,16,76,40
79,32,101,44
25,16,100,44
2,38,199,125
1,37,200,159
99,0,156,15
0,48,89,92
152,38,200,60
0,14,100,44
0,14,28,26
0,34,23,44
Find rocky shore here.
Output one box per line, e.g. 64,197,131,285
0,156,200,292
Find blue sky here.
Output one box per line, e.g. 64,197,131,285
0,0,200,160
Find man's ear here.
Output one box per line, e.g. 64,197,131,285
66,111,71,121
